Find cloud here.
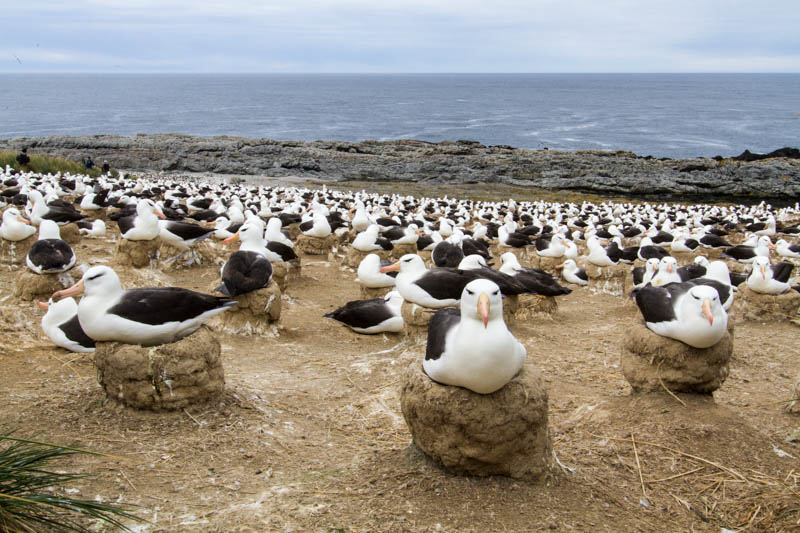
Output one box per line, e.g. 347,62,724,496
2,0,799,72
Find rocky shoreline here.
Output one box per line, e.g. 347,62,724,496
2,134,799,203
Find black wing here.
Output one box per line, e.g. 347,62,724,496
164,221,215,241
772,262,794,283
413,268,479,301
324,298,394,329
266,241,298,261
677,264,706,282
425,308,461,361
58,315,96,349
632,285,677,323
108,288,235,325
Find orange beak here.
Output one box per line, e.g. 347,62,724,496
223,232,240,244
760,265,767,280
18,215,31,224
53,279,85,300
478,293,490,328
768,243,776,250
379,262,400,274
553,263,564,270
667,263,673,273
36,301,49,311
702,299,713,325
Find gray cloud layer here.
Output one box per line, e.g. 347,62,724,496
3,0,799,72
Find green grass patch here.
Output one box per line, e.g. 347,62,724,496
0,151,116,179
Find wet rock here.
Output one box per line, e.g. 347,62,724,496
620,321,733,394
94,326,224,410
401,361,553,480
4,134,797,202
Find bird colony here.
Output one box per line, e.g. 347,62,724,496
2,164,800,476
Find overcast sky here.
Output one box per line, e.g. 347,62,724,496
2,0,799,73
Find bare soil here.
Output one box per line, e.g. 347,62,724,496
1,199,800,532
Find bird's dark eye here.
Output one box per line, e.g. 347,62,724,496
88,273,103,281
493,290,500,296
404,258,412,262
691,293,700,300
466,289,474,295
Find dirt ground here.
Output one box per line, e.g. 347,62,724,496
1,186,800,532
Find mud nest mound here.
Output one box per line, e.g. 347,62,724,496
401,361,553,480
296,234,338,256
271,260,300,292
0,235,35,266
114,237,161,268
401,301,450,344
581,261,628,296
344,246,391,268
359,285,394,300
733,286,800,322
527,255,563,272
208,281,281,336
58,223,82,245
94,326,224,411
620,321,733,394
14,270,80,301
506,293,558,320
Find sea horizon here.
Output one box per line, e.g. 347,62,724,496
2,72,798,159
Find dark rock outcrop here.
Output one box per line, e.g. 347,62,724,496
1,135,798,203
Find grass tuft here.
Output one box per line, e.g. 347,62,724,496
0,430,145,533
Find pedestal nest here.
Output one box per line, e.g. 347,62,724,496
59,223,82,245
581,261,628,296
527,255,563,272
732,286,800,322
295,234,338,256
0,235,35,266
14,270,80,301
271,260,301,292
159,241,218,272
620,321,734,394
114,238,161,268
389,243,418,261
359,285,394,300
344,246,391,269
490,246,530,264
94,326,224,411
401,301,445,344
401,362,553,480
505,293,558,320
208,281,281,336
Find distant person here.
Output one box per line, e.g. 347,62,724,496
102,160,110,173
85,156,94,169
16,148,30,166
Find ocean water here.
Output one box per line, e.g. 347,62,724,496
1,73,798,159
